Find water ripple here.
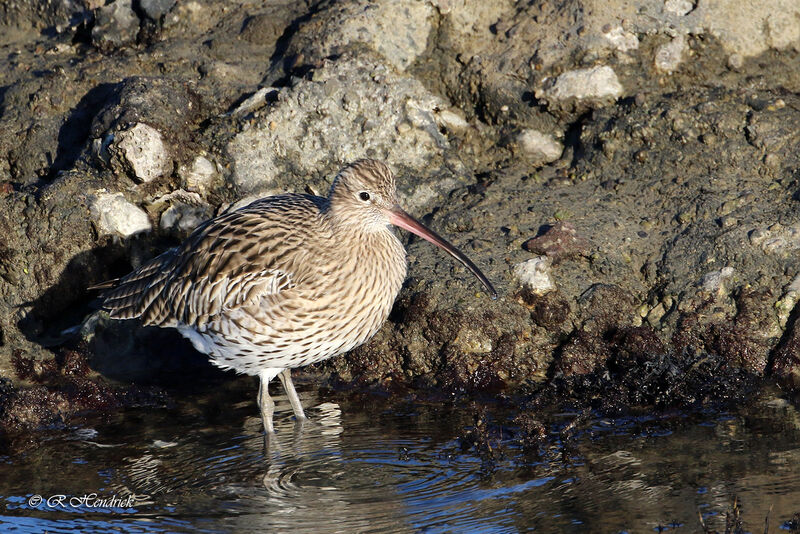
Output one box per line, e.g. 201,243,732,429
3,392,800,532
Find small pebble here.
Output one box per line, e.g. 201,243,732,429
513,257,555,295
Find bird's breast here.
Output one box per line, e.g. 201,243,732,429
323,229,407,335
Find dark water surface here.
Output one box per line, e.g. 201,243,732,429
1,381,799,533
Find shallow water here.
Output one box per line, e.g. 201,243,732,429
1,380,799,533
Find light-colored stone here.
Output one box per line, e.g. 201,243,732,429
160,201,213,234
699,266,735,294
664,0,694,16
517,129,563,163
694,0,800,57
288,0,434,72
433,0,516,61
540,66,623,101
513,257,555,295
89,192,152,238
180,155,219,194
749,223,800,254
787,274,800,294
230,87,279,116
91,136,112,165
434,109,470,133
776,274,800,328
227,53,459,200
603,25,640,52
646,302,667,326
766,12,800,49
727,53,744,69
654,34,686,73
92,0,138,49
398,178,459,214
113,123,172,182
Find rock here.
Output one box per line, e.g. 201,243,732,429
434,109,470,134
538,66,624,102
523,222,591,262
578,284,639,334
654,34,686,73
399,177,460,214
437,0,515,51
691,0,800,57
701,289,779,375
746,102,800,159
240,12,287,47
159,200,213,235
92,0,140,50
602,25,639,52
516,129,563,164
89,77,202,153
526,291,571,329
776,274,800,328
513,257,555,295
180,155,219,195
747,223,800,254
109,123,172,183
89,191,152,237
727,53,745,69
772,310,800,388
283,0,434,73
230,87,279,116
226,52,461,199
452,326,493,354
664,0,694,16
765,10,800,49
646,302,667,326
556,330,609,376
0,0,91,33
139,0,176,21
699,267,735,295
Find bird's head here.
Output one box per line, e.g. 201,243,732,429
328,159,399,232
327,159,497,299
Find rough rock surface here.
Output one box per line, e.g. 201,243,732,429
1,0,800,432
226,50,468,210
281,0,435,73
89,191,153,237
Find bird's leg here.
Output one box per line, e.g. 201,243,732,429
257,369,277,434
278,368,307,422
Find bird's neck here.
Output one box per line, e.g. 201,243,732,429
318,206,407,287
333,222,400,256
333,221,407,282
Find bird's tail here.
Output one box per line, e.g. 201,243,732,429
92,250,177,323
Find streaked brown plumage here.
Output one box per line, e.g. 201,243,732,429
97,159,496,433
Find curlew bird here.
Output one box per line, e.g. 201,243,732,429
95,159,496,433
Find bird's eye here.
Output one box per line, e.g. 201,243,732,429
359,191,371,201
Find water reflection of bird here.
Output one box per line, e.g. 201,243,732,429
95,160,496,433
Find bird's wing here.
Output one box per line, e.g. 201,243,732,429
99,194,329,328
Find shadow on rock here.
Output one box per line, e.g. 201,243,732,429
16,240,226,389
86,316,225,388
50,83,118,180
17,244,128,348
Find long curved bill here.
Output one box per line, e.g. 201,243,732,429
388,206,498,299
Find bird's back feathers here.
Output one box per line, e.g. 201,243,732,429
97,194,330,328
